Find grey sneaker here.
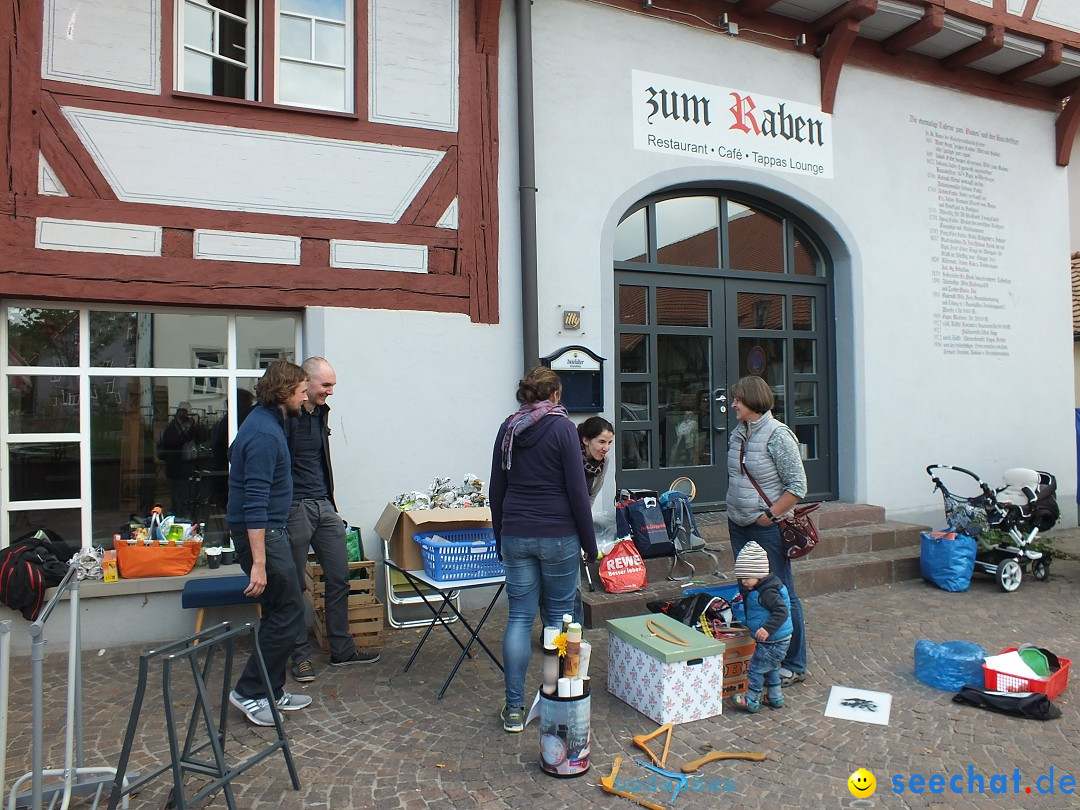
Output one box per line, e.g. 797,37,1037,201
229,690,275,727
330,650,380,666
500,703,525,733
276,691,312,711
292,660,316,683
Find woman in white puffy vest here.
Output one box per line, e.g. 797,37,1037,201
726,375,809,687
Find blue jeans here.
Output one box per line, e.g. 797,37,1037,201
232,527,305,701
729,520,807,674
747,637,790,703
501,534,581,708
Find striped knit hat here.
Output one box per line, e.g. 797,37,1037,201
734,541,770,579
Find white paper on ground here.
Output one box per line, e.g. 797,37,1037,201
525,690,541,726
824,686,892,726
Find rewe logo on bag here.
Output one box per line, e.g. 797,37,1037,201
606,552,644,571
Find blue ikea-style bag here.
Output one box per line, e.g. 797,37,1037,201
920,531,977,592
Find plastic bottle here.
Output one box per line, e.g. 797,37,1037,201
914,640,988,691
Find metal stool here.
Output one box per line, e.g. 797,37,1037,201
108,622,300,810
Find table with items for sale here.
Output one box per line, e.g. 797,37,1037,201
382,528,505,699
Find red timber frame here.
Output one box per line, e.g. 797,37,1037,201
0,0,502,323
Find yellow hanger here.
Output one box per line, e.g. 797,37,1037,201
646,619,689,647
632,723,673,768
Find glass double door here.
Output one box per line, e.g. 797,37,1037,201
615,271,832,507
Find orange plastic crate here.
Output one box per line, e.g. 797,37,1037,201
982,647,1070,700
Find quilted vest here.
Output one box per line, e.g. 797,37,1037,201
726,412,785,526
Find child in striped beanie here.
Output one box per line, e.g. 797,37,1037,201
732,541,793,712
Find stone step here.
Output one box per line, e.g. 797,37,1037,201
583,517,930,628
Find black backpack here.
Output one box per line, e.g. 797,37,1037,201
0,532,71,621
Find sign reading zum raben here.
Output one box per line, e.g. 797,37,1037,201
632,70,834,179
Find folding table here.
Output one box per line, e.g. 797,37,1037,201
382,560,505,699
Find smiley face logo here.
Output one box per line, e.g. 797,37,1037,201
848,768,876,798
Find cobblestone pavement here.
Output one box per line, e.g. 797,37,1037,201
5,533,1080,810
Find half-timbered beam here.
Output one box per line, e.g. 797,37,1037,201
1000,41,1062,84
1056,93,1080,167
882,5,944,55
942,24,1004,70
735,0,781,18
819,18,862,114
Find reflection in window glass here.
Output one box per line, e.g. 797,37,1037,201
90,376,226,543
619,335,648,374
658,335,711,468
656,197,719,267
279,61,346,110
794,339,816,374
792,296,815,331
620,429,651,470
9,443,80,500
737,293,784,330
9,509,81,547
141,313,227,371
727,202,783,273
614,208,648,262
620,383,650,422
793,381,816,418
237,315,298,369
793,228,822,276
656,288,709,328
738,337,785,422
7,307,79,366
89,310,136,367
794,424,817,460
618,286,648,326
280,15,311,59
9,374,80,433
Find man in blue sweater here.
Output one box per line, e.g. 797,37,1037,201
226,360,312,727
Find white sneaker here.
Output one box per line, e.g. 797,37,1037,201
229,690,275,727
276,691,312,711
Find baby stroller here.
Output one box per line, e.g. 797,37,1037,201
925,464,1059,592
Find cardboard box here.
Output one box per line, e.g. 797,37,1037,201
374,503,491,572
606,613,726,724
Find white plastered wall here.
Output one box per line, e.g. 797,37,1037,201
528,0,1077,527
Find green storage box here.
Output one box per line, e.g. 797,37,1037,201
606,613,725,662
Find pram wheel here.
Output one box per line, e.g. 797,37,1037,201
1032,558,1050,581
997,559,1022,592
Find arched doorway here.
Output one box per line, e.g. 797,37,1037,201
613,190,836,508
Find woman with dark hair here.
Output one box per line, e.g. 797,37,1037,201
578,416,614,504
489,367,598,733
726,375,809,687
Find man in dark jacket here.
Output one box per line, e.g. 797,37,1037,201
159,401,198,518
286,357,379,684
226,360,311,727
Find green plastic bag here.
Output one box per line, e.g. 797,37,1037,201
345,525,365,566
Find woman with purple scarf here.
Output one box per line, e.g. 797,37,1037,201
489,367,598,733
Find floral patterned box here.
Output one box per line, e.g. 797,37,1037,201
606,613,726,724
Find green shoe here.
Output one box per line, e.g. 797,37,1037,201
500,703,525,732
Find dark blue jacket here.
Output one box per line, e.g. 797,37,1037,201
284,402,336,509
226,404,292,530
740,574,793,641
489,413,598,560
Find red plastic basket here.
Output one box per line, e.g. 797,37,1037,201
982,647,1071,700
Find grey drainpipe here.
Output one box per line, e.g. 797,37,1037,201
517,0,540,371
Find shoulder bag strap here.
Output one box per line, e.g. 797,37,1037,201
739,438,773,508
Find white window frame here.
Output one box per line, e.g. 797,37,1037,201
176,0,258,102
275,1,353,112
175,0,354,113
0,301,303,549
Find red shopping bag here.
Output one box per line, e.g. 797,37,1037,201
599,538,647,593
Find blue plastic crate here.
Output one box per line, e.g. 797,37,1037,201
413,528,504,581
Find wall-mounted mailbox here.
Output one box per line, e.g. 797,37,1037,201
541,345,604,414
